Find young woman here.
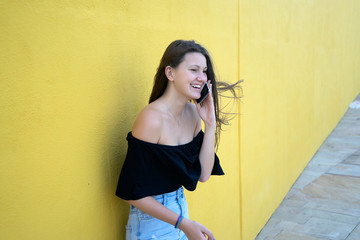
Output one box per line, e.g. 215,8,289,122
116,40,241,240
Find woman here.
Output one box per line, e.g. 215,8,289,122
116,40,241,240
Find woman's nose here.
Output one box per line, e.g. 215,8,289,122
197,73,207,82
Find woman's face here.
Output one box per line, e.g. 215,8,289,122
170,52,208,101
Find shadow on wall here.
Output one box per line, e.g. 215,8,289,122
102,58,148,238
105,113,130,238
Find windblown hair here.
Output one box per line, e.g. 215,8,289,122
149,40,242,149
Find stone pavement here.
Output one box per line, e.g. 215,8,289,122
255,95,360,240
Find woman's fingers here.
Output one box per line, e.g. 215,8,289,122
180,219,216,240
203,229,215,240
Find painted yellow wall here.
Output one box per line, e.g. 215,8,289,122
0,0,240,239
239,1,360,239
2,1,360,240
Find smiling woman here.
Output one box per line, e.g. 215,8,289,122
115,40,241,240
149,40,242,148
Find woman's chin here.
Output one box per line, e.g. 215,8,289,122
192,96,201,102
191,92,201,100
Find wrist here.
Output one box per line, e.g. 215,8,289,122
175,215,184,228
178,218,191,232
204,123,216,132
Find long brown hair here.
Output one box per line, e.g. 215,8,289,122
149,40,242,148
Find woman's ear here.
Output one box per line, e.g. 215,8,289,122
165,66,175,81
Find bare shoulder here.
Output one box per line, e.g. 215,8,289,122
132,103,163,143
186,102,202,134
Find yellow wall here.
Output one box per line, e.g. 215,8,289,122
0,0,240,239
239,1,360,239
2,1,360,240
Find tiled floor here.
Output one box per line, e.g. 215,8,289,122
255,95,360,240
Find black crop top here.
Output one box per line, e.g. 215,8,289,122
115,130,224,200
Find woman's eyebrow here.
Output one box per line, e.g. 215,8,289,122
189,64,207,69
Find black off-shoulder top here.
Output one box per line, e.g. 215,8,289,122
115,130,224,200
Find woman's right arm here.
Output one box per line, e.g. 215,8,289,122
125,198,215,240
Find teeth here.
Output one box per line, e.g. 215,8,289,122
191,84,201,89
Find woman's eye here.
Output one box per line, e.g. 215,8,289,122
190,69,197,72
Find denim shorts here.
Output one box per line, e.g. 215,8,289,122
126,187,189,240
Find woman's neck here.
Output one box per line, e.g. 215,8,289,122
160,96,187,119
160,85,188,118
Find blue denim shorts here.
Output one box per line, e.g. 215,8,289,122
126,187,189,240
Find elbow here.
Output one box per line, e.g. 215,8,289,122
123,199,134,205
199,175,210,183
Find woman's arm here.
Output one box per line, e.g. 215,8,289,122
195,81,216,182
126,197,179,227
125,198,215,240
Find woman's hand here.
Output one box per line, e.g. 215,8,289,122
179,218,215,240
195,80,216,129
